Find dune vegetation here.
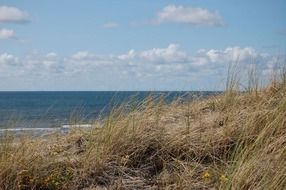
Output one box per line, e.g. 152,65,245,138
0,64,286,190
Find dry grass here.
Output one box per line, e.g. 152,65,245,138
1,79,286,189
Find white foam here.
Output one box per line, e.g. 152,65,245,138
61,124,92,129
0,127,59,132
0,124,93,136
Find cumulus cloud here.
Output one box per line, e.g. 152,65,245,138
117,45,260,70
196,47,258,65
0,53,18,64
71,51,91,60
46,52,58,58
0,45,280,90
154,5,224,26
102,22,119,28
0,6,29,23
118,44,189,63
0,28,16,39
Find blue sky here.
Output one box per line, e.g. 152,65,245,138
0,0,285,91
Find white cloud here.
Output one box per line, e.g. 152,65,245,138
223,47,257,61
0,6,29,23
71,51,91,60
197,47,258,64
154,5,224,26
118,45,258,68
118,50,135,60
46,52,58,58
0,28,16,39
0,45,280,90
118,44,189,63
0,53,18,65
102,22,119,28
139,44,188,63
117,45,277,82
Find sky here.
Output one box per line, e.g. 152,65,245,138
0,0,285,91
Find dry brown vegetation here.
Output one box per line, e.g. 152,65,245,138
0,71,286,189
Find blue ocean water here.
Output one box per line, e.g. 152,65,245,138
0,91,217,130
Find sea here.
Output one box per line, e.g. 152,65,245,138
0,91,218,135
